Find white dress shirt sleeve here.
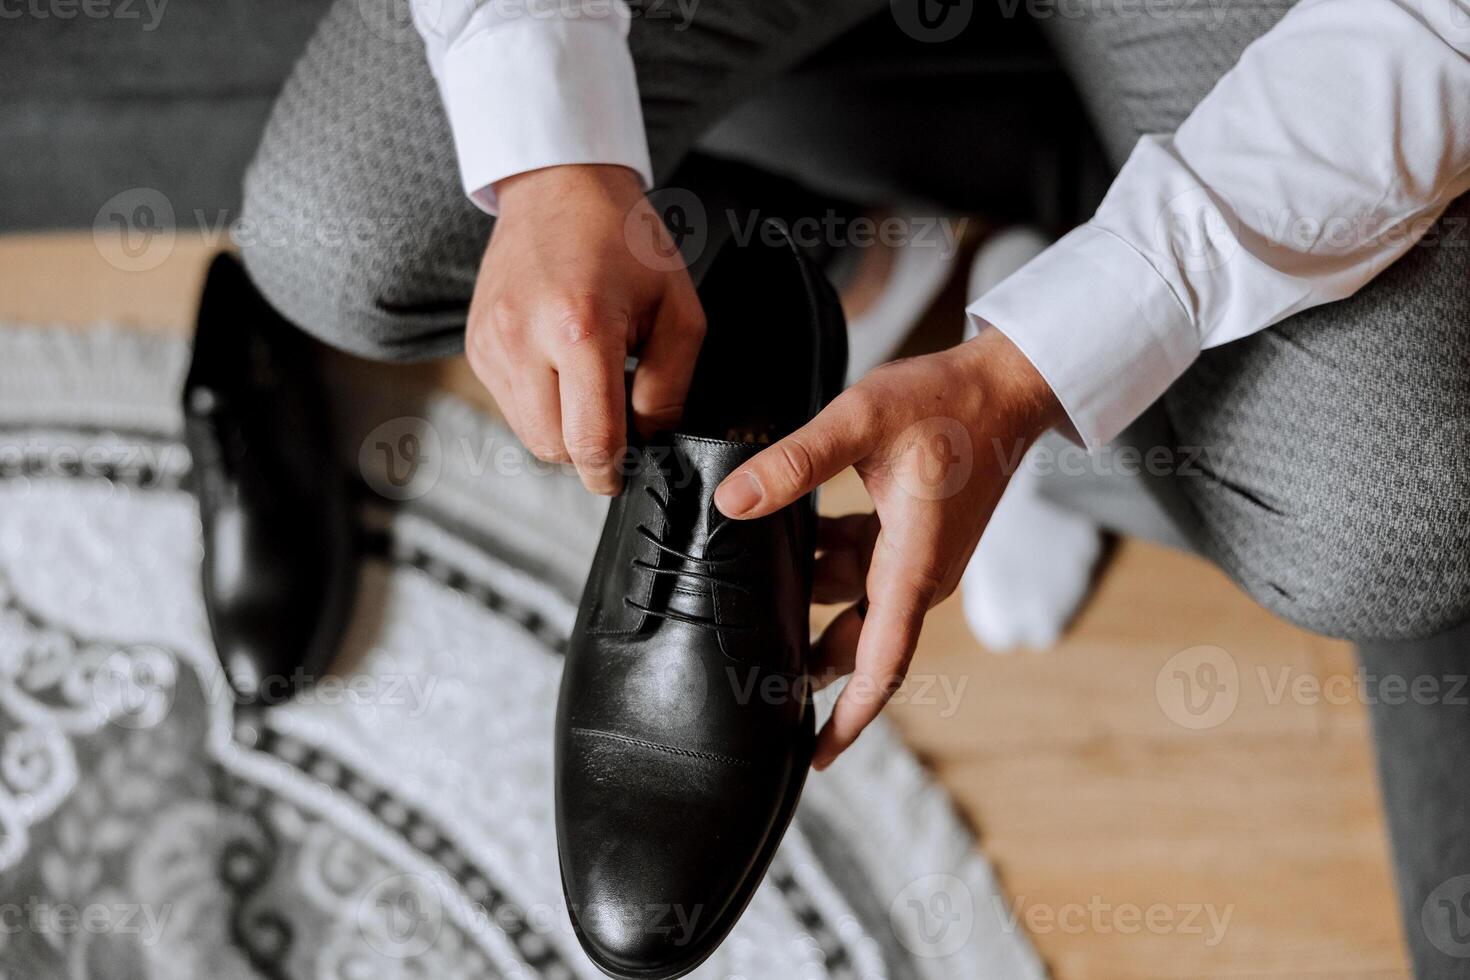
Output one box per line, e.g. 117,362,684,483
969,0,1470,448
412,0,653,214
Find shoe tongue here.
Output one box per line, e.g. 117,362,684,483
662,432,763,488
645,433,765,628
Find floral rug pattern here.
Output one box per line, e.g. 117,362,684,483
0,325,1044,980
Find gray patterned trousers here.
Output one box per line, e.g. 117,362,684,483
240,3,1470,976
240,0,1470,644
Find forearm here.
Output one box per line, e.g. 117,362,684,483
1099,0,1470,342
972,0,1470,448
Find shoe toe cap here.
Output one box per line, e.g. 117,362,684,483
559,731,793,977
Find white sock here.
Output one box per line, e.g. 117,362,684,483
959,228,1104,651
961,455,1104,651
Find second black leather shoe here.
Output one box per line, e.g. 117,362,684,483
555,223,846,979
183,254,357,704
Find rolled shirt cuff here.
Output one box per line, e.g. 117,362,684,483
967,224,1200,450
439,15,653,214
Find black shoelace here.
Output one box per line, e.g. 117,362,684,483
623,485,754,635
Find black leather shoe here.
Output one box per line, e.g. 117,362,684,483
182,254,357,704
556,223,846,980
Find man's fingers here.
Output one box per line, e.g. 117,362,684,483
714,389,880,520
629,287,705,438
814,514,879,604
512,368,568,463
813,530,940,770
554,322,629,496
814,551,869,605
812,601,925,769
475,365,518,437
465,320,526,444
818,513,879,552
811,601,863,688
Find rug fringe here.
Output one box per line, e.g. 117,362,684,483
0,323,189,434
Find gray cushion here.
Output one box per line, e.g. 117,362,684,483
0,0,333,230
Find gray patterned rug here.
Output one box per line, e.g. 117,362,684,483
0,324,1045,980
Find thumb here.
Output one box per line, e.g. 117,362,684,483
714,390,878,520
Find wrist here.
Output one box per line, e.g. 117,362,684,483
955,324,1067,440
493,164,643,215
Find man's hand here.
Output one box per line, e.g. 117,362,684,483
714,327,1066,769
468,165,706,494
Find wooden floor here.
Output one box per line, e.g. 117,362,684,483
0,233,1410,979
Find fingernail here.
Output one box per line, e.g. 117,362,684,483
715,471,763,516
